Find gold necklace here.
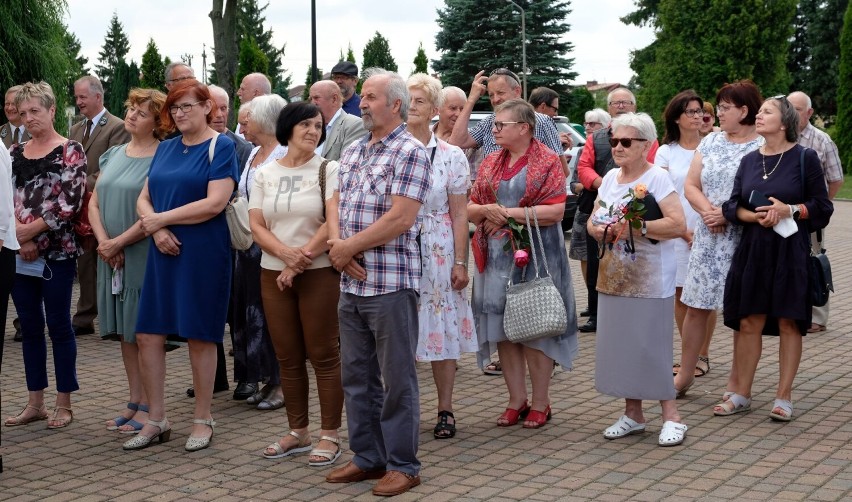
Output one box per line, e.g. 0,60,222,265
761,149,784,180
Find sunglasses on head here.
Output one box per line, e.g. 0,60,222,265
609,137,647,148
489,68,521,86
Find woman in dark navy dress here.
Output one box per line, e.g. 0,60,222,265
123,79,238,451
715,96,832,422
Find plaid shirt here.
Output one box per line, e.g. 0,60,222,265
337,123,431,296
799,123,843,184
470,112,563,157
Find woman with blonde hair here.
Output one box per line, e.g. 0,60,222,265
90,88,170,433
407,73,476,438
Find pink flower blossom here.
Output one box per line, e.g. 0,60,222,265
514,249,529,268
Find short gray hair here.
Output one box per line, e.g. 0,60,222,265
164,62,194,82
246,72,272,94
584,108,611,126
363,67,410,121
207,84,229,106
407,73,443,109
249,94,287,135
238,100,254,118
770,97,801,143
15,81,56,110
610,112,657,141
606,87,636,106
441,86,466,103
75,75,104,96
494,98,536,130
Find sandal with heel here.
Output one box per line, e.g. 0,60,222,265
522,405,552,429
434,411,456,439
106,402,139,431
497,400,530,426
123,418,171,450
185,418,216,451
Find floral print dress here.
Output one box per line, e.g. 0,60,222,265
11,141,87,260
681,132,763,310
416,136,477,361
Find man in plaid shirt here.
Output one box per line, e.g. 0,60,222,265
325,69,430,497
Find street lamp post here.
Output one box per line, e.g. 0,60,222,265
506,0,527,99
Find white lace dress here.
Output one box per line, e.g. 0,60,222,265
680,132,763,309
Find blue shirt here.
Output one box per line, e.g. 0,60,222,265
342,94,361,117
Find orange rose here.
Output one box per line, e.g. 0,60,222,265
634,183,648,199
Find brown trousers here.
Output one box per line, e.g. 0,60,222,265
260,267,343,430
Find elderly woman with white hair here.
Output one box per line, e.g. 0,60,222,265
406,73,476,439
587,112,689,446
232,94,289,409
583,108,611,136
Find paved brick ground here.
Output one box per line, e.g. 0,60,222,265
2,203,851,501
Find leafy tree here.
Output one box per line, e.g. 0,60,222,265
562,87,595,123
0,0,71,132
63,27,89,102
362,32,398,74
210,0,239,98
787,0,816,95
346,44,357,64
805,0,848,120
238,0,290,93
413,42,429,74
301,65,322,101
237,38,269,90
837,2,852,173
433,0,577,106
139,38,167,91
107,60,140,116
624,0,796,133
96,12,131,91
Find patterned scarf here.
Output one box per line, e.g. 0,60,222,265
469,138,566,272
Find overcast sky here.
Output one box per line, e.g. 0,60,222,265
65,0,655,87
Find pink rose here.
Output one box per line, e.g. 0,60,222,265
634,183,648,199
514,249,529,268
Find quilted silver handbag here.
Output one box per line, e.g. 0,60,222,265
503,207,568,343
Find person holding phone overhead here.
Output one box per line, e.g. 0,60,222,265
716,96,833,421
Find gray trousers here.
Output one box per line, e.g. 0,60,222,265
339,289,420,475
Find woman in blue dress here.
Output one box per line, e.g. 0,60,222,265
123,79,238,452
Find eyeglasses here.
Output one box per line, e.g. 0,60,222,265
544,102,559,112
169,101,204,115
683,108,705,118
716,103,736,114
493,120,521,132
702,115,712,123
608,100,634,108
609,137,647,148
489,68,521,86
168,76,194,85
584,121,601,127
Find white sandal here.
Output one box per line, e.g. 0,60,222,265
603,415,646,439
769,399,794,422
658,421,688,446
262,430,312,459
308,436,342,467
713,393,751,416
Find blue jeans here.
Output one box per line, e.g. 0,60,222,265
338,289,420,476
11,258,79,393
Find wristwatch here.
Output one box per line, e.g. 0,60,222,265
454,260,467,268
790,204,801,220
641,220,648,237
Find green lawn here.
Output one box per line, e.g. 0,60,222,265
836,174,852,200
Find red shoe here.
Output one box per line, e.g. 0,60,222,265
522,405,552,429
497,400,530,426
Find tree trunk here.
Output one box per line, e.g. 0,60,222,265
210,0,238,99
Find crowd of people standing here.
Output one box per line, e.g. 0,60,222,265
0,58,839,496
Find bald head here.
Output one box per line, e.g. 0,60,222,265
787,91,813,133
310,80,343,122
237,73,272,104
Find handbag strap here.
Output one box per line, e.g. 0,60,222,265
523,206,552,279
798,147,824,249
319,159,329,220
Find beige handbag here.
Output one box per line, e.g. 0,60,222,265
503,207,568,343
208,134,252,250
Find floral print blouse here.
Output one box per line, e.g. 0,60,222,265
11,141,87,260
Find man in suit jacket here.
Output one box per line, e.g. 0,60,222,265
69,75,131,336
1,85,31,149
309,80,367,161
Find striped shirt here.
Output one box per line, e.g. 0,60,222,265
798,123,843,184
469,112,563,157
337,123,431,296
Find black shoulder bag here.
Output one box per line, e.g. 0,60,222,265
800,148,833,307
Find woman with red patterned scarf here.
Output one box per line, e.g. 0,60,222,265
469,99,578,429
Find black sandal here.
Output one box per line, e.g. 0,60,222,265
695,356,710,377
434,411,456,439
